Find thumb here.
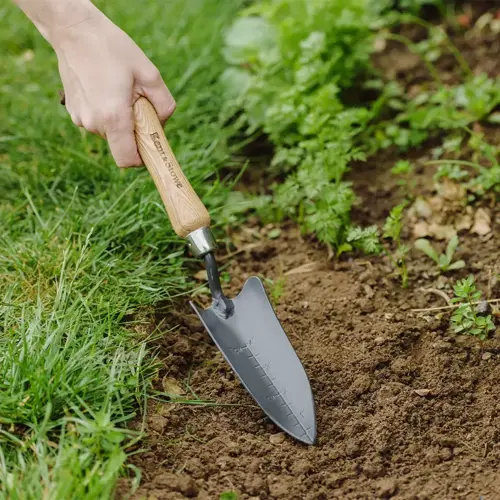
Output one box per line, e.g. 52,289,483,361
139,71,176,125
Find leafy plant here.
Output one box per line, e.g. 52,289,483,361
383,203,410,287
336,225,382,258
221,0,387,253
415,235,465,272
450,276,495,339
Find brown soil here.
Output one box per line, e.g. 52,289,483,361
123,201,500,498
124,208,499,500
117,8,500,500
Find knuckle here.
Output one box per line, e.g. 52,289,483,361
101,107,130,131
144,67,162,85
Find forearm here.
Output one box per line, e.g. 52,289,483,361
13,0,99,46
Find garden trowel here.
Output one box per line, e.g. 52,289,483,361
133,97,316,445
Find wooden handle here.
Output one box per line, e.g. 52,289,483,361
133,97,210,238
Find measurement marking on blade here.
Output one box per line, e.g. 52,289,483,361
227,339,314,442
265,393,283,401
228,337,256,354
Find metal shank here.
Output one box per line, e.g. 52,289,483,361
203,252,234,319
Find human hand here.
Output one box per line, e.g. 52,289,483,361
53,6,175,167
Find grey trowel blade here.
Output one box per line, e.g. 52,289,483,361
190,276,316,445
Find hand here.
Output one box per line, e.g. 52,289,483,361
53,7,175,167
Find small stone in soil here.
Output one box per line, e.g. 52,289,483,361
269,432,286,444
414,389,432,397
364,284,375,298
363,462,385,479
482,352,493,361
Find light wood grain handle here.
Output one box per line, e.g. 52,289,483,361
133,97,210,238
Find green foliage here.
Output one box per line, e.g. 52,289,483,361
451,276,496,339
336,225,382,257
383,203,406,241
222,0,498,254
373,74,500,152
221,0,385,252
415,235,465,272
369,20,500,197
383,203,410,287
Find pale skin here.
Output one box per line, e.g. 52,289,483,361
13,0,176,167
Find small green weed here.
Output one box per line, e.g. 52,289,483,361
337,225,382,258
450,276,495,339
220,492,239,500
264,275,286,306
415,235,465,272
383,203,410,287
391,160,413,176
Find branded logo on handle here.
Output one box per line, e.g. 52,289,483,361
150,132,183,188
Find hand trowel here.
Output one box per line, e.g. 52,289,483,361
133,97,316,445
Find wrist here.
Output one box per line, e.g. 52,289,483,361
33,0,100,47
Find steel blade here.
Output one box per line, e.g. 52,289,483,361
190,276,316,445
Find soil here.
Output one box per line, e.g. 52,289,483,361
117,7,500,500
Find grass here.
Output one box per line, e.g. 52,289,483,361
0,0,243,497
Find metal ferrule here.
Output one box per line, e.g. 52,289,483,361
186,226,217,258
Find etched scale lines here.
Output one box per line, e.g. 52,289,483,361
226,335,312,442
